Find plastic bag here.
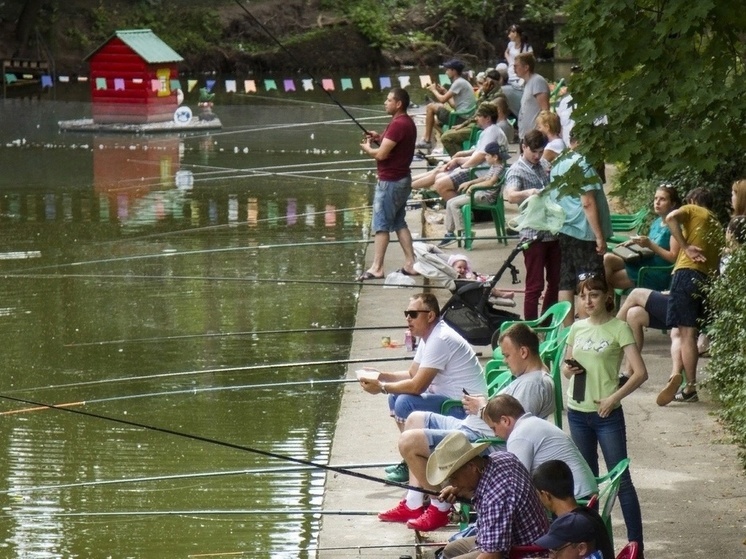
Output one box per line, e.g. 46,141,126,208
508,193,566,234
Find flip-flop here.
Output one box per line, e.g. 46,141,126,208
656,372,683,406
396,268,419,276
357,271,383,281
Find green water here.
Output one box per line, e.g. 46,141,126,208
0,95,387,557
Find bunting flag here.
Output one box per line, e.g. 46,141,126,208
188,79,198,92
133,77,143,84
419,75,431,87
78,76,88,82
322,78,335,91
151,79,161,92
58,75,70,83
302,78,314,91
22,73,33,79
264,79,277,91
284,79,296,92
398,75,411,88
379,76,391,89
205,79,216,92
170,79,182,91
114,78,125,91
360,77,373,90
340,78,353,91
244,80,256,93
4,73,17,84
225,79,237,93
41,75,53,88
438,73,450,86
95,77,107,90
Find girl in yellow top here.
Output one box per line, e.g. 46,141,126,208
563,274,648,554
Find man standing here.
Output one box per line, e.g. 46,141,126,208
548,131,612,325
503,129,560,320
428,432,549,558
416,59,476,150
514,52,549,140
358,87,417,280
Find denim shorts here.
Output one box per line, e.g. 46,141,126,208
666,268,708,328
372,176,411,233
558,234,604,291
422,412,486,451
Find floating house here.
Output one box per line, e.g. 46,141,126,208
85,29,183,124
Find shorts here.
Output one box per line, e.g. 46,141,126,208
371,176,411,233
666,268,708,328
422,412,486,451
447,168,471,189
436,107,467,127
558,233,604,291
645,290,669,330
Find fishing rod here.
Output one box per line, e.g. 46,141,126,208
188,542,447,558
37,509,380,518
0,378,363,415
65,324,407,347
0,393,449,502
3,355,414,395
0,462,397,494
232,0,371,136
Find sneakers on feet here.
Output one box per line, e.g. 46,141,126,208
438,232,457,247
415,140,433,149
385,461,409,482
406,505,452,531
378,499,425,523
656,372,683,406
674,388,699,402
384,460,404,474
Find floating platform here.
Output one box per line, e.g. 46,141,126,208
58,116,222,133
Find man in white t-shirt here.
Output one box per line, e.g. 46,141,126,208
411,103,509,202
514,52,550,140
485,393,597,500
416,59,476,150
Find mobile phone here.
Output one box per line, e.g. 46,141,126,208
565,359,585,371
462,388,470,396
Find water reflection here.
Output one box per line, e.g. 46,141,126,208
0,100,377,557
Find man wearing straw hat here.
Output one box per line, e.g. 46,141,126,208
427,431,548,558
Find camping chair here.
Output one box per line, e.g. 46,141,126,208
459,167,509,249
616,541,639,559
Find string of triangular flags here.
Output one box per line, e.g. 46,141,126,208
4,72,453,93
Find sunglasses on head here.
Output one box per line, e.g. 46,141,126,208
404,310,430,319
577,271,603,282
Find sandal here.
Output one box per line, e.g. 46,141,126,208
656,372,682,406
674,383,699,403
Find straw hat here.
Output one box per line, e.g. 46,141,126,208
426,432,491,486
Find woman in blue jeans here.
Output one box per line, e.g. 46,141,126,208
563,274,648,555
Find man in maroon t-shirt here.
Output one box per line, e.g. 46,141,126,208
358,87,418,280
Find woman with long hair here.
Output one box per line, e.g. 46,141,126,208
504,24,533,84
563,274,648,555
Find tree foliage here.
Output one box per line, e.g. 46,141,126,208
561,0,746,198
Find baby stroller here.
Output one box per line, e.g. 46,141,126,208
413,242,527,346
439,241,532,346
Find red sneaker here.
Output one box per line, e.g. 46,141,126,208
406,505,452,531
378,500,425,523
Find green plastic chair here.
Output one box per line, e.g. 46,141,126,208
491,301,573,354
614,264,674,309
442,104,477,132
459,166,509,249
608,207,650,244
549,77,566,110
544,326,571,428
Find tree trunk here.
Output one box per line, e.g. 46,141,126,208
13,0,45,57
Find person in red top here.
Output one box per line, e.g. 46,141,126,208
358,87,418,280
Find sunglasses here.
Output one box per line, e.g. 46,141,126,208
549,542,573,556
404,310,431,319
577,271,603,282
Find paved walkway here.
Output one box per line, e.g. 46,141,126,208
318,135,746,559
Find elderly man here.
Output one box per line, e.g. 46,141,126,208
416,59,476,150
427,432,549,559
412,103,509,203
378,324,554,530
358,86,417,281
483,394,597,501
534,512,605,559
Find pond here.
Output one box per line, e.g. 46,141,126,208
0,91,389,557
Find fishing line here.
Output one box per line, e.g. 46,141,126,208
1,462,396,494
0,393,446,501
232,0,371,136
33,509,380,518
232,91,389,114
65,324,406,348
3,355,414,395
0,378,362,415
187,542,446,557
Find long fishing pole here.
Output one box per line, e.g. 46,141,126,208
65,324,406,348
187,542,447,558
0,378,362,415
0,393,447,501
232,0,371,136
0,462,397,495
3,355,414,395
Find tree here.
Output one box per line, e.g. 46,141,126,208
560,0,746,199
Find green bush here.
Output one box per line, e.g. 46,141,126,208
704,245,746,466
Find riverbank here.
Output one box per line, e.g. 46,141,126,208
318,146,746,557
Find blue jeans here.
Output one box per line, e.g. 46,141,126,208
388,393,466,423
567,407,644,549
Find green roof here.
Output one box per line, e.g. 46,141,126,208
86,29,184,63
